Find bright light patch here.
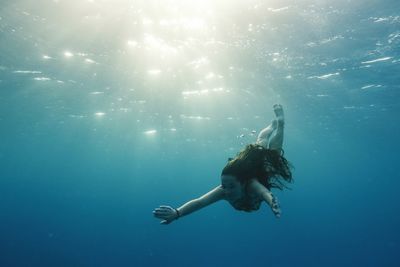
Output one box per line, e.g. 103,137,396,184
64,51,74,58
182,89,208,96
85,58,96,64
148,69,161,75
158,18,206,30
183,18,206,30
142,18,154,25
182,87,225,97
268,7,289,12
34,77,51,81
361,84,382,90
180,115,211,120
344,106,356,109
143,34,177,55
188,57,209,68
95,112,105,117
317,73,340,79
205,72,215,79
127,40,138,47
14,70,42,74
361,57,392,64
42,55,52,60
144,34,159,46
144,129,157,135
308,72,340,79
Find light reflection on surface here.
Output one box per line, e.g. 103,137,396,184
1,0,398,145
63,51,74,58
144,129,157,135
34,77,51,81
95,112,106,117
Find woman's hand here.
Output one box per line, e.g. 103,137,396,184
270,195,281,218
153,205,179,224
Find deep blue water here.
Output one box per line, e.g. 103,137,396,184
1,0,399,266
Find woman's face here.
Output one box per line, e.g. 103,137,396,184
221,175,242,200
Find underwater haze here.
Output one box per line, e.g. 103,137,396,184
1,0,399,266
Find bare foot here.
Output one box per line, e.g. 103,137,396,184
273,104,284,126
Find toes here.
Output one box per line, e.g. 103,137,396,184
273,103,281,110
273,104,283,111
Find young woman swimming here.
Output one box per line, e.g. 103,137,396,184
153,104,293,224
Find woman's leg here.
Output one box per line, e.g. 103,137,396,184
268,104,285,150
256,120,277,149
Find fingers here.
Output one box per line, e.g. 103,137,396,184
153,207,170,213
153,206,173,214
153,205,175,221
153,209,169,219
153,205,178,225
270,195,282,218
271,206,281,218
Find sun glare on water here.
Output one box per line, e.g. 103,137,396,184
10,0,293,140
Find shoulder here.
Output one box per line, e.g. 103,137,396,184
247,179,268,196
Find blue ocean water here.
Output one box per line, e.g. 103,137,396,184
1,0,399,266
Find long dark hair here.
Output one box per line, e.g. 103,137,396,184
222,144,293,190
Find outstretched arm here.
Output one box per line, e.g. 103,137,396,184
153,185,225,224
248,179,281,218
